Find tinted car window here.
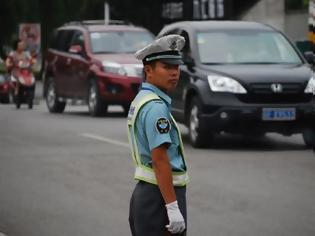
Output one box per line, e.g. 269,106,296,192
51,30,75,52
70,31,86,52
197,30,302,64
49,30,58,50
90,31,153,54
71,31,84,46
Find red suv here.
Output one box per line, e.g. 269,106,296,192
42,21,153,116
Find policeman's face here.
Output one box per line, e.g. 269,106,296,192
144,61,180,92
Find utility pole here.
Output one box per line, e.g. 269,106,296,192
104,2,110,24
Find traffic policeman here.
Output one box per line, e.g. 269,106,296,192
127,34,189,236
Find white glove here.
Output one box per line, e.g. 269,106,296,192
165,200,186,234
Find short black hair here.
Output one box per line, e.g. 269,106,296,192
143,60,157,66
142,61,157,81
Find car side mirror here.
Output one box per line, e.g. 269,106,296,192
69,45,83,55
304,51,315,64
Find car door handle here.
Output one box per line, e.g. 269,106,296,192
66,58,71,65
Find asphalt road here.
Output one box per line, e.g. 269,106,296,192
0,99,315,236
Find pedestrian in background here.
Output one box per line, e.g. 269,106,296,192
5,39,36,95
127,34,189,236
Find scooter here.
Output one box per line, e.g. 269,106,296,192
11,59,36,109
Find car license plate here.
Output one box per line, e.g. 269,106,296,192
262,108,296,121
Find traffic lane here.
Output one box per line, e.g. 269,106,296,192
0,104,133,236
0,146,133,236
183,138,315,235
178,122,314,234
181,128,315,235
1,103,315,236
0,101,309,151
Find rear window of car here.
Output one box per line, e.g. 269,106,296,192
89,31,153,54
197,30,302,64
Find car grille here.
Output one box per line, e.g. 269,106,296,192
250,83,303,94
237,82,312,104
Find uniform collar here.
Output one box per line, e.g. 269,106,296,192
141,83,172,106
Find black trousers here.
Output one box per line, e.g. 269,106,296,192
129,181,187,236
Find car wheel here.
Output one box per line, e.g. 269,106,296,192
15,91,21,109
188,97,212,148
302,129,315,148
27,87,34,109
28,95,33,109
45,78,66,113
88,80,107,117
16,102,20,109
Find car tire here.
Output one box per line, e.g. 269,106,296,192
45,78,66,113
15,94,21,109
15,86,22,109
188,97,213,148
28,95,33,109
302,128,315,148
28,87,34,109
88,79,108,117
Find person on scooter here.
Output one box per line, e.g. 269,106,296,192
5,39,36,95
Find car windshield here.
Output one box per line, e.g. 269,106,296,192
90,31,153,54
197,30,302,64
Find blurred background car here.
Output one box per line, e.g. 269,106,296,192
0,74,11,104
42,20,154,116
158,20,315,148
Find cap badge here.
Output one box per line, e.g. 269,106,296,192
170,41,177,50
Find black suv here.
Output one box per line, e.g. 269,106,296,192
158,21,315,148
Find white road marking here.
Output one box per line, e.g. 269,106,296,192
79,133,130,149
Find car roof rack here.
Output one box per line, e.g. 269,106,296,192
64,20,130,27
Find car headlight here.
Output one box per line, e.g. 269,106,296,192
207,75,247,94
102,61,143,77
304,76,315,94
102,61,127,76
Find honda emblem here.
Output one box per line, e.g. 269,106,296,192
271,83,283,93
